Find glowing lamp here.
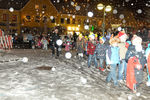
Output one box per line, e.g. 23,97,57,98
105,5,112,12
97,3,104,10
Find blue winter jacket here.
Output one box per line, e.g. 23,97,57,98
106,46,120,64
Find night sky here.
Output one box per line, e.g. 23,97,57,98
0,0,149,22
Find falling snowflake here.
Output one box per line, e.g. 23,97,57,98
71,1,74,6
113,9,118,14
123,20,126,23
72,15,75,18
76,6,81,11
119,14,124,19
87,19,89,23
9,7,14,12
88,12,93,17
50,16,54,20
137,9,142,14
57,0,60,3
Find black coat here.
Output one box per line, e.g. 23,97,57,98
51,33,60,47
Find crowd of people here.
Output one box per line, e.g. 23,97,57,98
1,27,150,93
46,28,150,93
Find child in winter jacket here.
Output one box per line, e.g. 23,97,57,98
125,35,146,93
117,31,128,82
87,33,97,68
64,38,72,52
106,37,120,86
76,34,84,59
83,36,88,56
41,37,49,50
95,36,107,71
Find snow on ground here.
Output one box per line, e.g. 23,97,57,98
0,49,150,100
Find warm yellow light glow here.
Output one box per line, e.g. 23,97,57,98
68,26,80,31
68,26,72,30
68,32,73,35
76,32,80,35
105,5,112,12
76,27,79,31
97,3,104,10
72,27,75,30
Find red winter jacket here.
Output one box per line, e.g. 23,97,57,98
87,41,96,55
126,57,142,91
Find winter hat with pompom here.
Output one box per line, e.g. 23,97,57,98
131,35,142,46
100,36,106,43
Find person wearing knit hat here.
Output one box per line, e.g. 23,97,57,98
106,37,120,86
100,36,106,44
89,32,95,40
95,36,107,71
125,35,146,93
131,35,142,46
117,31,128,83
87,32,97,68
79,33,83,39
95,33,98,41
118,31,128,42
84,36,88,41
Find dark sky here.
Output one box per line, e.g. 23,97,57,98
51,0,150,22
0,0,149,22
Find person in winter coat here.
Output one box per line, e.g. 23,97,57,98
76,34,84,60
41,37,49,50
83,36,88,57
106,37,120,86
145,43,150,86
51,29,61,57
87,33,97,68
95,36,107,71
117,31,128,83
125,35,146,93
64,37,72,52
